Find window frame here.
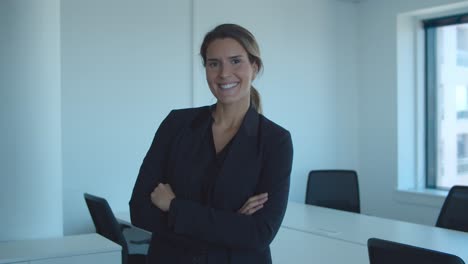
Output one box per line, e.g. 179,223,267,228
423,13,468,190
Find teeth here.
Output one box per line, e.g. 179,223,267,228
220,83,238,89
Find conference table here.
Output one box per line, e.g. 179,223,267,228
282,201,468,261
117,201,468,263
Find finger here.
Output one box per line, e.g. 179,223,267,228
238,200,256,214
247,193,268,203
165,183,173,192
154,183,163,191
238,193,268,214
243,194,268,208
238,205,250,215
238,205,248,214
151,183,164,201
249,204,263,214
245,204,264,215
247,196,268,208
240,196,268,214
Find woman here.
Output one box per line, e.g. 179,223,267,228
130,23,293,264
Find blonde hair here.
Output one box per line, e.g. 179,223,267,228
200,24,263,113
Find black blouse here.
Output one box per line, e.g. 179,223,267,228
202,117,234,206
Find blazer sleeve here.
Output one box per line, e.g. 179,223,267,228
129,111,176,234
167,130,293,250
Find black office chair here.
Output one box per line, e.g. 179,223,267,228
305,170,360,213
436,185,468,233
84,193,148,264
367,238,465,264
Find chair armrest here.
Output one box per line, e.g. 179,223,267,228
129,238,151,245
119,223,132,231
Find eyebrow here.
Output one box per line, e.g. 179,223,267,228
206,55,244,61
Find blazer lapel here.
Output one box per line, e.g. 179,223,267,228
168,106,211,199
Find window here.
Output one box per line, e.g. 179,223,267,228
457,133,468,174
457,26,468,67
425,13,468,190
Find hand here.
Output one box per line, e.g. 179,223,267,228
150,183,176,212
237,193,268,215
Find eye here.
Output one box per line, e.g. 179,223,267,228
231,58,241,64
207,61,219,68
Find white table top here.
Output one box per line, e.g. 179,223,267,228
271,227,368,264
283,201,468,261
0,233,121,264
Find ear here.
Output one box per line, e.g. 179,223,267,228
252,62,259,81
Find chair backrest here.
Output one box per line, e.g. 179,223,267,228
367,238,465,264
305,170,360,213
84,193,128,263
436,185,468,233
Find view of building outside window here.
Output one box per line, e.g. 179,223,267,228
437,23,468,188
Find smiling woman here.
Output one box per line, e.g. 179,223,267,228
130,24,293,264
204,38,257,109
200,24,263,114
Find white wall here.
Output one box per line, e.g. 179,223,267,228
60,0,193,234
0,0,62,240
357,0,468,225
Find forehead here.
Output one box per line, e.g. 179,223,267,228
206,38,247,58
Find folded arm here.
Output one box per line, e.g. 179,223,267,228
167,132,293,249
129,111,176,234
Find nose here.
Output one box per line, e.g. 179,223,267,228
219,64,231,78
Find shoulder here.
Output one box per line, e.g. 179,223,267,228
168,105,209,119
257,114,293,159
164,106,210,126
154,106,210,134
258,114,291,141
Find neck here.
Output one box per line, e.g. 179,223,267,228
213,99,250,129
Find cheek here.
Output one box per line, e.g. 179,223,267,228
206,77,218,92
206,72,216,85
241,72,254,85
238,65,255,82
205,70,212,81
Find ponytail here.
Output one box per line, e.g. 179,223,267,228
250,86,262,114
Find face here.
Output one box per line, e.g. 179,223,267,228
205,38,258,107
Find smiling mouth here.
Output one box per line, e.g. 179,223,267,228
219,82,239,90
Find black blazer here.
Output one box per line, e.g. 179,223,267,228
130,105,293,264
